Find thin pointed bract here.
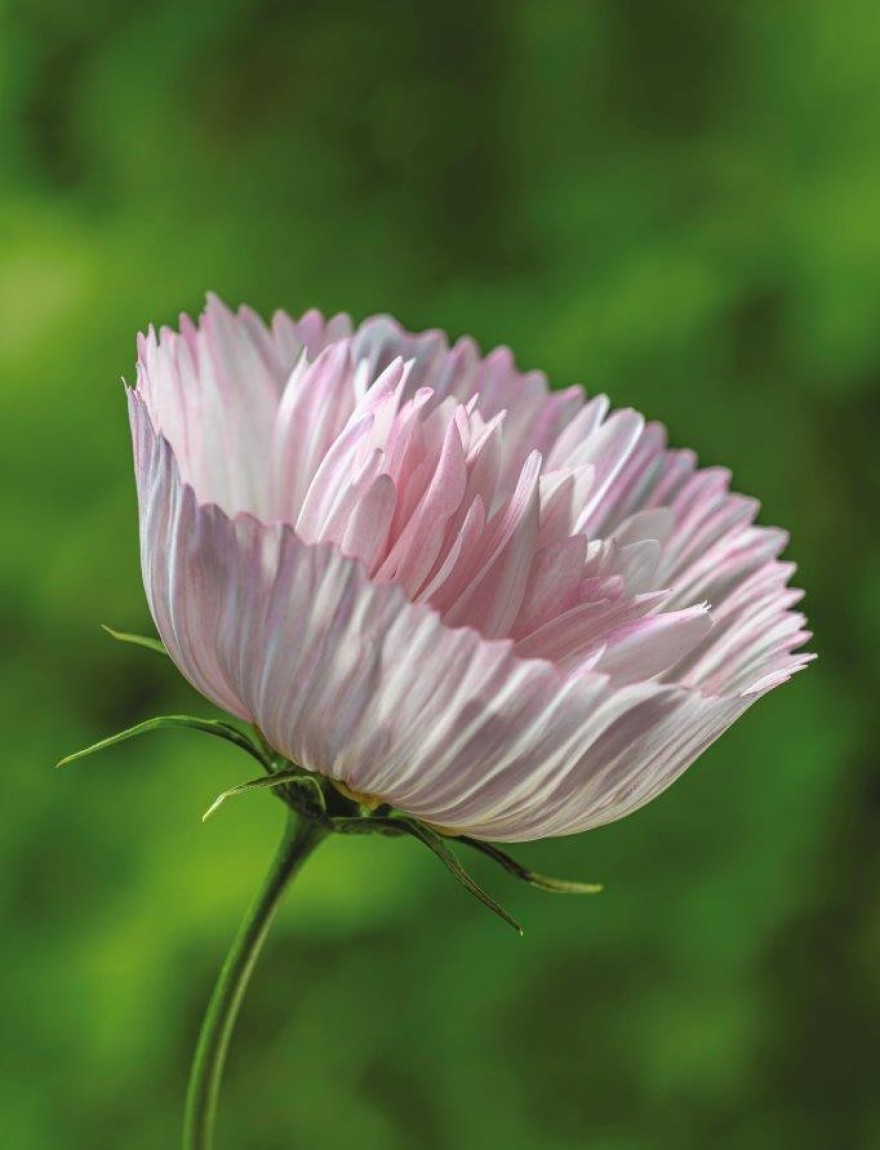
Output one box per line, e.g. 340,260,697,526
202,770,302,821
58,715,271,771
459,836,603,894
334,815,524,935
328,817,406,839
202,770,327,822
101,624,168,656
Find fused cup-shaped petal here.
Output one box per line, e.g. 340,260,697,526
129,296,811,842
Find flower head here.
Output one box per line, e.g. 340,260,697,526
128,296,811,842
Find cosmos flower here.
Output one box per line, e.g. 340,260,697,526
127,295,811,843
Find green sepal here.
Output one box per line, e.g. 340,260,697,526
459,836,603,895
328,817,405,839
202,770,327,822
101,625,168,657
57,715,271,771
333,815,524,935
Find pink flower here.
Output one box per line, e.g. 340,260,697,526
128,295,811,843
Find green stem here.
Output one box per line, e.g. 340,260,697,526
183,812,327,1150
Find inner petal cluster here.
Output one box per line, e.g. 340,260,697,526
284,350,708,677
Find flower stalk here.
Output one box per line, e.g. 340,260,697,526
182,811,328,1150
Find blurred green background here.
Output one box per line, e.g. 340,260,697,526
2,1,878,1147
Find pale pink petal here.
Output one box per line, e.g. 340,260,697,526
340,475,398,574
271,343,357,521
514,535,590,636
594,606,714,685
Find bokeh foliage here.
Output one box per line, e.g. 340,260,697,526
1,1,878,1147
